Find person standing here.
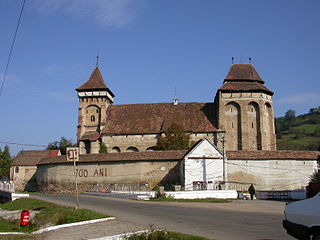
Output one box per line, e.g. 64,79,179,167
248,184,256,200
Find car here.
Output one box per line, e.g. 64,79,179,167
283,193,320,240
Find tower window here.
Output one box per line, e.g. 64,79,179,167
91,115,95,122
96,109,99,113
230,107,232,112
252,122,254,128
231,122,234,128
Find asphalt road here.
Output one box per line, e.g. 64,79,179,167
32,194,293,240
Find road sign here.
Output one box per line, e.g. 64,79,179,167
66,147,79,162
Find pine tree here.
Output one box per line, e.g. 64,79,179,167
99,142,108,153
0,145,12,180
310,160,320,183
156,123,191,150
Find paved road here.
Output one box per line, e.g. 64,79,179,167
32,194,293,240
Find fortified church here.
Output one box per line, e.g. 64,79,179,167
10,63,319,193
76,63,276,154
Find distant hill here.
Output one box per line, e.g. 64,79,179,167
275,107,320,151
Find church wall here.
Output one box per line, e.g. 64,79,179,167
227,159,317,190
36,160,180,193
102,134,158,152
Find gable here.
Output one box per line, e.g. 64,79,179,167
185,138,223,159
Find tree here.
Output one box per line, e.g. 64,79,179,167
99,142,107,153
47,137,76,155
284,109,296,120
0,145,12,180
156,123,191,150
309,161,320,183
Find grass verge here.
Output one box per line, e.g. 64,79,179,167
127,230,210,240
150,195,232,203
0,198,108,233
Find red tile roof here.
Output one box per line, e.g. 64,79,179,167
219,81,273,95
38,150,187,165
101,102,217,135
227,150,320,160
76,67,114,97
11,150,61,166
225,64,264,83
80,131,100,141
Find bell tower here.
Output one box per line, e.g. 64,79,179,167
76,66,114,154
215,64,276,151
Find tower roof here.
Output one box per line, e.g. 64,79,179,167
224,64,264,84
76,67,109,91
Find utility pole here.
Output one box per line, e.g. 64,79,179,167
222,136,226,183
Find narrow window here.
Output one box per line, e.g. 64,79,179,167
252,122,254,128
231,122,234,128
91,115,95,122
96,109,99,113
15,167,19,173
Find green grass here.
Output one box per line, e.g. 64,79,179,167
150,195,231,203
127,230,210,240
0,198,108,233
292,124,318,134
0,198,57,211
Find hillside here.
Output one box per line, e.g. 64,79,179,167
275,107,320,151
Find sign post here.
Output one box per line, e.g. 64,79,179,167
67,147,80,209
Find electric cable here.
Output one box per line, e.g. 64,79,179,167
0,0,26,97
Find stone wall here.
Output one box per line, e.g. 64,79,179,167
36,160,181,193
227,159,317,190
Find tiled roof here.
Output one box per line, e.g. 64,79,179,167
38,150,187,165
101,102,217,135
227,150,320,160
80,131,100,141
219,81,273,95
225,64,264,83
76,67,110,92
11,150,61,166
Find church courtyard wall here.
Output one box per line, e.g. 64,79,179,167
226,159,318,191
36,160,181,193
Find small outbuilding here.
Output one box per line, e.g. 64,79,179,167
10,150,61,191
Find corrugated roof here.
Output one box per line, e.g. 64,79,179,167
11,150,60,166
225,64,264,83
101,102,217,135
38,150,187,165
227,150,320,160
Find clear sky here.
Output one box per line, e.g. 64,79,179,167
1,0,320,155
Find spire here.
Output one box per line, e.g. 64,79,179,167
76,67,109,92
224,64,264,84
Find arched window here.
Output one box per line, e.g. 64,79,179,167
126,147,139,152
91,115,95,122
146,146,156,151
112,147,121,153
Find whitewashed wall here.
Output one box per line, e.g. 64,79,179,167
183,139,224,190
227,159,317,190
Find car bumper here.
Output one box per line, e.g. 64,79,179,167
283,220,309,240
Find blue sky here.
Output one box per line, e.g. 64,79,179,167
1,0,320,155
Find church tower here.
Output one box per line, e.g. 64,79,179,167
76,66,114,154
215,64,276,151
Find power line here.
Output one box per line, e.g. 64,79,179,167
0,0,26,97
0,141,46,148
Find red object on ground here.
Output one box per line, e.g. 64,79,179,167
20,209,30,226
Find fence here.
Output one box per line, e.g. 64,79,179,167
0,181,15,192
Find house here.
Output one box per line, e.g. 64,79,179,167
10,150,61,191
